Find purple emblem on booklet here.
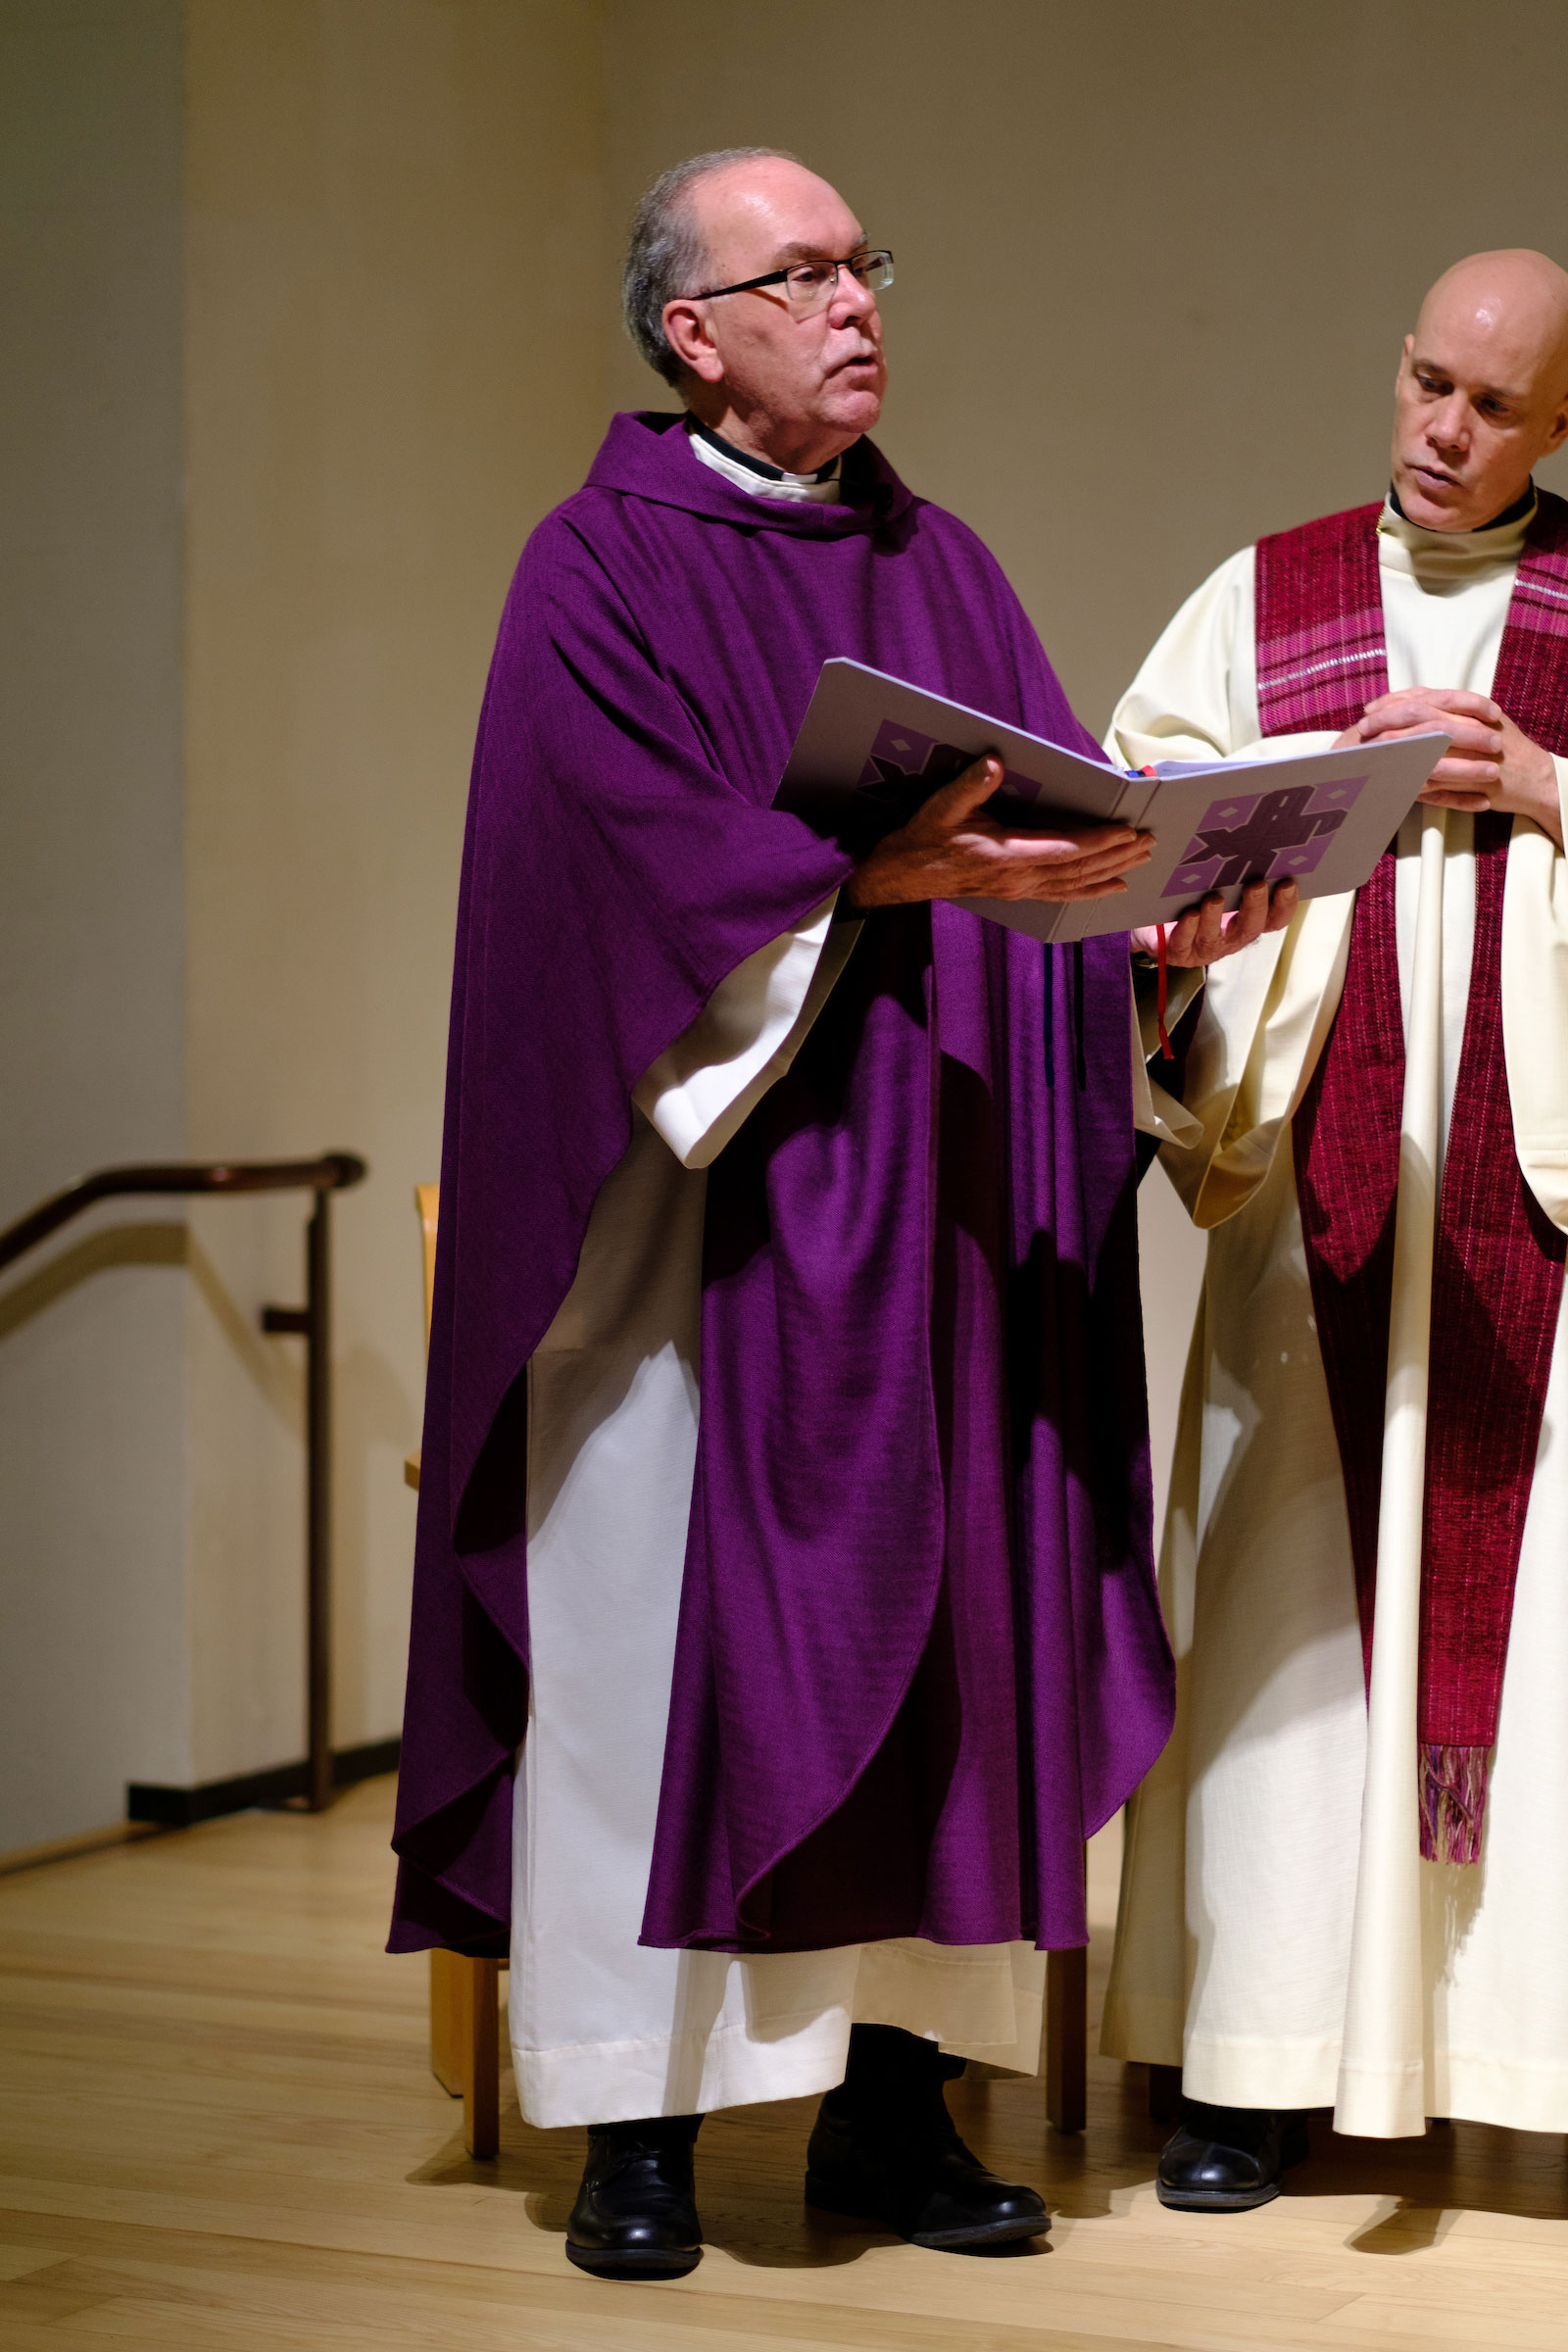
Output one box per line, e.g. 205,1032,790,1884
858,719,1034,808
858,716,943,783
1162,774,1369,900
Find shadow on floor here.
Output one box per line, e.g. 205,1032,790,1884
406,1995,1568,2267
1291,2116,1568,2234
407,2084,1060,2271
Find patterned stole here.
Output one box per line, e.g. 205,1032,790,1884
1255,494,1568,1863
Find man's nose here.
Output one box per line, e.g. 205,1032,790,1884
829,265,876,327
1428,393,1470,451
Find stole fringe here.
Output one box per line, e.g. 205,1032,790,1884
1418,1742,1491,1866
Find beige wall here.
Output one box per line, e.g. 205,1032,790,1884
7,0,1568,1843
0,0,192,1850
0,0,608,1845
180,0,608,1781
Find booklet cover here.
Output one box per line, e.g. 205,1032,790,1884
776,659,1448,944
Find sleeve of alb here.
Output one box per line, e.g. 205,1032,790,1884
634,895,862,1169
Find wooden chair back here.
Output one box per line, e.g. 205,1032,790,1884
416,1182,439,1350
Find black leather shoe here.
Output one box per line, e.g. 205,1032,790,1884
805,2097,1049,2250
564,2116,703,2278
1156,2101,1310,2212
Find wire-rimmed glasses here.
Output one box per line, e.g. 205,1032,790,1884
692,249,895,318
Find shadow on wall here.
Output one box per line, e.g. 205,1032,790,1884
0,1219,309,1434
0,1222,188,1343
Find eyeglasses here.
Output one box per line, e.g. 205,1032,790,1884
691,249,895,317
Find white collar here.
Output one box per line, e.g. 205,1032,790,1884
1378,488,1535,591
685,419,844,504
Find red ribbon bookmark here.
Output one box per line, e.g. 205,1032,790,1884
1155,923,1172,1060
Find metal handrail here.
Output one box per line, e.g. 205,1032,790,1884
0,1152,368,1812
0,1152,366,1271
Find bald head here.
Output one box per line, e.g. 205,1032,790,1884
1392,248,1568,530
1418,250,1568,390
686,154,855,272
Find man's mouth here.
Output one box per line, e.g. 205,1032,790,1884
1411,462,1460,492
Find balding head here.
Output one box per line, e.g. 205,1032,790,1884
623,147,802,385
1392,248,1568,530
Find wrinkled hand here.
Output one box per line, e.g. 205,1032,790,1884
845,755,1153,908
1130,876,1298,968
1339,686,1563,848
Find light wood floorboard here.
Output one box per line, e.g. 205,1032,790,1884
3,1777,1567,2348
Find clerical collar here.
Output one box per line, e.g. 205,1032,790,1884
1379,479,1534,590
1386,479,1538,534
686,417,845,503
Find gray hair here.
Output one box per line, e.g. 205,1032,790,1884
622,147,802,386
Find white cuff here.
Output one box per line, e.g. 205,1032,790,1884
1130,985,1201,1147
1133,962,1203,1064
634,895,859,1170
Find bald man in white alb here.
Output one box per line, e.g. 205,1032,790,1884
1102,251,1568,2210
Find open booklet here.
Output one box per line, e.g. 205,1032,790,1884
776,659,1449,944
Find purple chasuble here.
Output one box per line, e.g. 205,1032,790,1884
388,413,1173,1960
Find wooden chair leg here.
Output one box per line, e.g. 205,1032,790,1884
1046,1944,1087,2134
429,1947,466,2097
465,1956,501,2159
429,1949,502,2158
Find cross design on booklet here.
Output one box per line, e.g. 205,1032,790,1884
1162,776,1367,900
858,719,1033,827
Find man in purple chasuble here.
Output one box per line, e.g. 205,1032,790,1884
1102,252,1568,2212
388,147,1201,2278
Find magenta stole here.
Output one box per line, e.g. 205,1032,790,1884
1253,494,1568,1863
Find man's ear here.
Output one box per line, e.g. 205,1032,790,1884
1544,389,1568,458
662,298,725,385
1395,331,1415,393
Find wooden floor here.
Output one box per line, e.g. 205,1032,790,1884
4,1780,1568,2350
